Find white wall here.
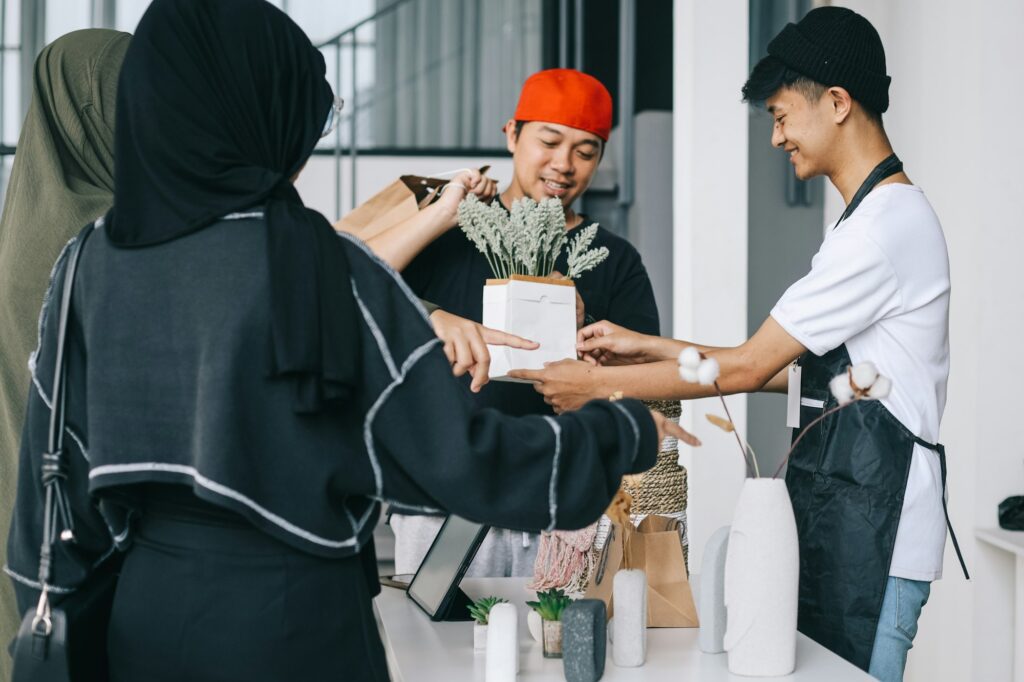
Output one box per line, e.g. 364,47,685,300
815,1,1023,679
673,0,750,571
630,111,676,337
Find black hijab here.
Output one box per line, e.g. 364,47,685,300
106,0,357,412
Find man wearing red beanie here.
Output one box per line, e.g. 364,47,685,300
383,68,661,578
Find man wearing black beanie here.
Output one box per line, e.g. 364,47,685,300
511,7,968,681
736,8,967,681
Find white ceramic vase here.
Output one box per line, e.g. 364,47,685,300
698,525,731,654
485,603,519,681
527,608,543,643
723,478,799,677
611,569,647,667
474,622,488,651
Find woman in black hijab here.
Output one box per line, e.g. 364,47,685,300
6,1,691,679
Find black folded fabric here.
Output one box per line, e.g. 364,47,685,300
999,496,1024,531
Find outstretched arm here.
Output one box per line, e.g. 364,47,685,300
509,316,806,412
371,341,697,532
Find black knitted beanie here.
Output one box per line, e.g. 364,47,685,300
767,6,891,113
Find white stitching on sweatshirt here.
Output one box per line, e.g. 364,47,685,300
543,416,562,532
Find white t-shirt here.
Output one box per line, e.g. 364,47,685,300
771,183,950,582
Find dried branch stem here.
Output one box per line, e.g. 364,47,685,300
772,403,848,479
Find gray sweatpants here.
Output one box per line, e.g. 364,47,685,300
391,514,539,578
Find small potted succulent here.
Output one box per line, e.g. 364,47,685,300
526,588,573,658
468,596,508,651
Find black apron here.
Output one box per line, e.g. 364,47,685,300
784,155,969,671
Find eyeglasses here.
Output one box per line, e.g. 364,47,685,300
320,96,345,138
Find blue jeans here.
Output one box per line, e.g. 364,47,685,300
868,576,931,682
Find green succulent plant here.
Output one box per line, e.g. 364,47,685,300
467,596,508,625
525,588,573,622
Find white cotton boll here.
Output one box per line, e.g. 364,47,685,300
679,366,700,383
829,373,856,405
867,375,892,399
679,346,702,370
849,362,879,391
697,358,720,385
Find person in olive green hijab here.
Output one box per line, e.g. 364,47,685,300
0,29,129,678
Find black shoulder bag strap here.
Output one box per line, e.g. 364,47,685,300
13,222,95,682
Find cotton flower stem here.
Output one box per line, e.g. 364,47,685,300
772,403,848,479
713,381,759,478
743,441,761,479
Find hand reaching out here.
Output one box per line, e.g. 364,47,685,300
429,309,538,393
576,320,663,366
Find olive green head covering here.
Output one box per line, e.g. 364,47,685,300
0,29,129,676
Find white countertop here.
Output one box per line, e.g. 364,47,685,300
976,527,1024,556
373,576,874,681
976,527,1024,682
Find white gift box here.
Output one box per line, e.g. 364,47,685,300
482,275,577,382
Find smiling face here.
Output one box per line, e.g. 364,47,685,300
766,86,838,181
504,120,603,208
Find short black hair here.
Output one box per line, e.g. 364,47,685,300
742,55,827,106
742,55,882,124
512,120,605,159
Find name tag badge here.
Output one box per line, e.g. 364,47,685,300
786,363,802,429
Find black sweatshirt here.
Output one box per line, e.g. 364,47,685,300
5,214,656,612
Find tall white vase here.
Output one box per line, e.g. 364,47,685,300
723,478,799,677
485,603,519,682
611,569,647,667
698,525,730,654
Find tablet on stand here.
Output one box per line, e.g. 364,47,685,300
404,515,489,622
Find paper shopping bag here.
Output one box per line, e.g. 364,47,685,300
584,515,699,628
333,174,445,240
481,275,577,381
334,166,490,240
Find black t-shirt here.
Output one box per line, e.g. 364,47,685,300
402,217,660,417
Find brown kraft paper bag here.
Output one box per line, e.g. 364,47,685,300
584,515,699,628
333,167,490,240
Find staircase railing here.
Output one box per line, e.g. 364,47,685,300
317,0,415,217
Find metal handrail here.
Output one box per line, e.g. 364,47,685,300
315,0,415,49
617,0,636,229
316,0,420,214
